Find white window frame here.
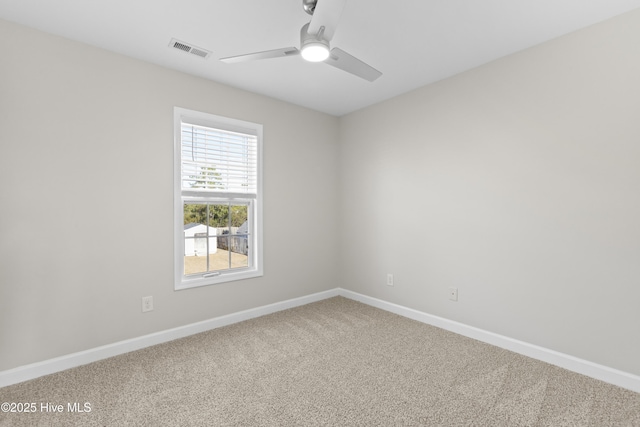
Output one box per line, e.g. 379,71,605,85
174,107,263,290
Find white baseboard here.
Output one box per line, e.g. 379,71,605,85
0,288,340,388
3,287,639,394
337,288,640,394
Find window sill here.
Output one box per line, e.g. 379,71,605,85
175,268,263,290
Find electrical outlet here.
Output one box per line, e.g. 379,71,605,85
142,296,154,312
387,273,394,287
448,287,458,302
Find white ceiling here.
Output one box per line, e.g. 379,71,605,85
1,0,640,116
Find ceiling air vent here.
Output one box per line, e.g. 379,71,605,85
169,38,211,59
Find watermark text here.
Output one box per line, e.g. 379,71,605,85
1,402,91,413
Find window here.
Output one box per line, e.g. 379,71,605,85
174,107,263,289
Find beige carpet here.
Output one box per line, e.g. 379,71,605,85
1,296,639,426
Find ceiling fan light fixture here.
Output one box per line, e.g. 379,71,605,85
300,22,330,62
301,42,330,62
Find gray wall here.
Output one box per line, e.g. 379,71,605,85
0,19,339,371
338,9,640,375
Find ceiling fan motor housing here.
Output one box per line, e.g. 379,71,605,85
302,0,317,15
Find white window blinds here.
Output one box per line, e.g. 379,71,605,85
180,123,258,197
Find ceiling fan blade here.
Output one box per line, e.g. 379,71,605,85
307,0,347,41
326,47,382,82
220,47,300,63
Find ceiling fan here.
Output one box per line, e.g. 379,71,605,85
220,0,382,82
